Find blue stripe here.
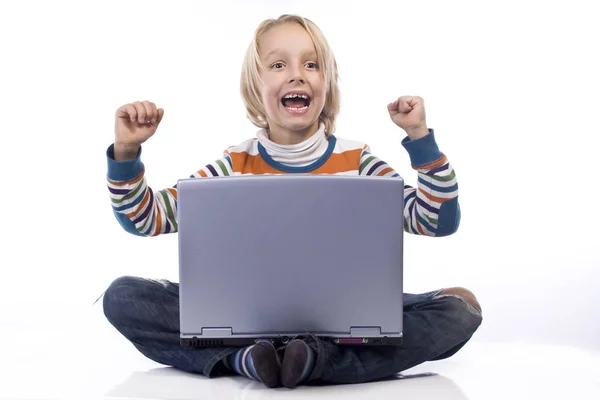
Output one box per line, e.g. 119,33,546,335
416,212,436,233
224,154,233,169
113,189,145,212
140,200,157,235
416,196,439,215
132,188,154,224
366,160,386,176
404,190,417,205
233,349,243,375
258,136,337,173
206,164,218,176
142,218,154,235
407,198,418,233
425,163,449,175
246,351,259,380
417,176,458,193
108,186,130,195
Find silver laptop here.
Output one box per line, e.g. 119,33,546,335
177,174,404,348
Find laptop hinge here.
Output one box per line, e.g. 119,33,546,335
350,327,381,336
201,328,233,337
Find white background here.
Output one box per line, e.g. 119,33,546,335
1,0,599,354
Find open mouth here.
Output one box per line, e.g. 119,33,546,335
281,93,312,111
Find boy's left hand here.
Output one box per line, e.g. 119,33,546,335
387,96,429,140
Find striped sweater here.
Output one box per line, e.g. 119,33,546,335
107,124,460,238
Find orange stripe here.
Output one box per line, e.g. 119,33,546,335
313,149,364,173
416,217,425,234
127,190,150,218
153,207,163,236
231,152,281,174
228,149,363,175
108,169,145,186
167,188,178,199
413,154,447,170
198,169,208,177
377,167,395,176
418,188,450,204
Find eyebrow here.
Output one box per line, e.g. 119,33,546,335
265,49,318,59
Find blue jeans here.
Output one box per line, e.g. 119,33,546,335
102,276,482,385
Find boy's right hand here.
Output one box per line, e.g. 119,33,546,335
114,101,165,161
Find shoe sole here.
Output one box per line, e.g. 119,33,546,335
281,341,308,388
252,343,281,388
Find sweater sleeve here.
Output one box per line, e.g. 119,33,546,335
105,144,233,237
358,129,460,237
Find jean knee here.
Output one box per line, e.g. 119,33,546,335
102,275,143,325
434,288,483,336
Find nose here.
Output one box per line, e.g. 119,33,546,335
288,65,306,84
289,75,305,84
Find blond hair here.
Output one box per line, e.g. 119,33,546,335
240,14,340,137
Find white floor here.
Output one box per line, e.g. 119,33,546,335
2,306,599,400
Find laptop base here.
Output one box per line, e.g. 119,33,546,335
180,335,403,348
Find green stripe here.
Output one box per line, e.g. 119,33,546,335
359,156,376,174
404,220,409,232
427,170,456,182
111,182,144,205
426,215,438,225
216,159,230,176
160,190,178,231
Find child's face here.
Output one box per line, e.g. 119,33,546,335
258,23,325,139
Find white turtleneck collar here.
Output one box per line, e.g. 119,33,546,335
256,123,330,167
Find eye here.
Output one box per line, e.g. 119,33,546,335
306,62,319,69
271,62,284,69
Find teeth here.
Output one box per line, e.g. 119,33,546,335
284,93,309,99
285,105,308,111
